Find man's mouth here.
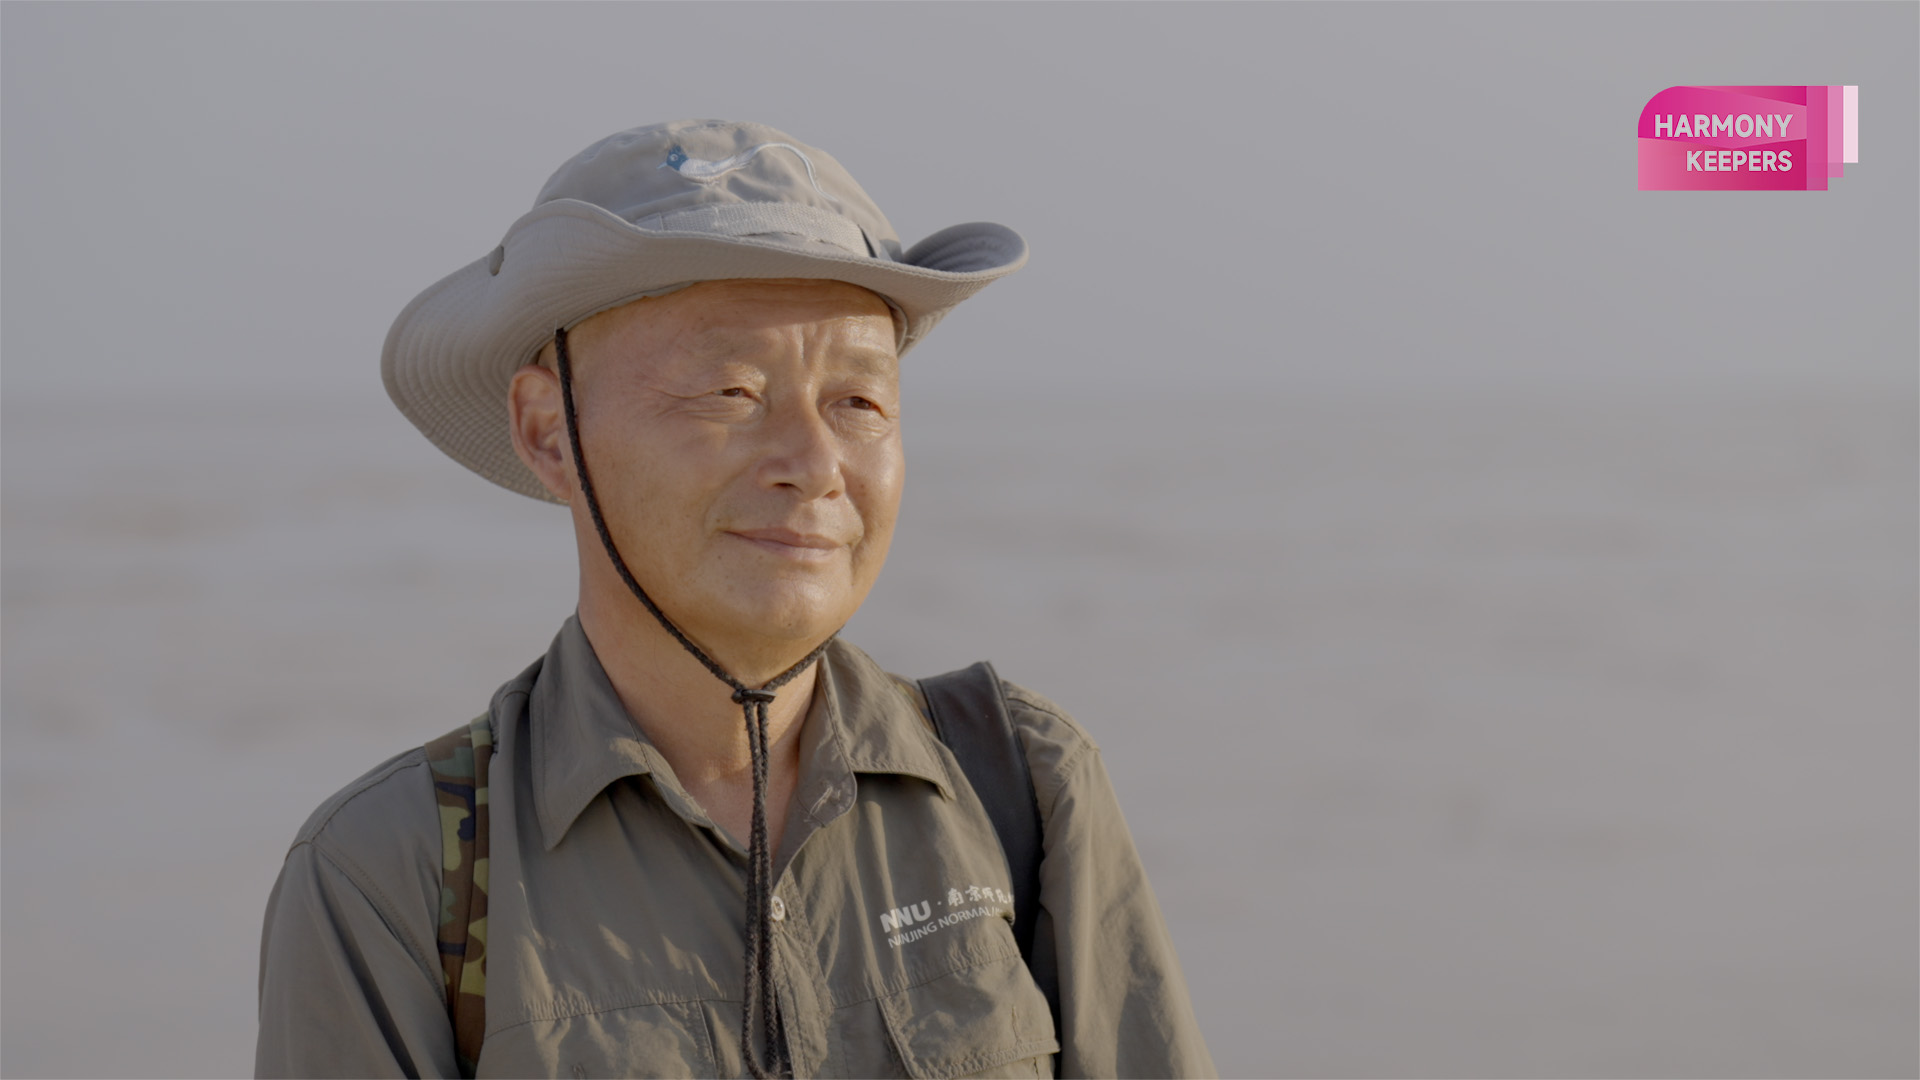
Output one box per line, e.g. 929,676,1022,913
727,527,846,561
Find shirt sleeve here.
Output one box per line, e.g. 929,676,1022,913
1008,687,1218,1080
255,766,462,1079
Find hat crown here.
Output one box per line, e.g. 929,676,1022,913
531,119,903,259
385,118,1026,503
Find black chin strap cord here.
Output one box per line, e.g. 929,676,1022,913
555,327,828,1079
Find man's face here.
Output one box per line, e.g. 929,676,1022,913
522,279,903,659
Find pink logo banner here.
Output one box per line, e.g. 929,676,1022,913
1638,85,1858,191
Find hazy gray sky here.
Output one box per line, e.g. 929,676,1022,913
4,2,1915,404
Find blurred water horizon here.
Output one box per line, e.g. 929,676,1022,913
4,380,1914,1077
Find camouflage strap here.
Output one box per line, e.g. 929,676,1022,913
425,714,493,1079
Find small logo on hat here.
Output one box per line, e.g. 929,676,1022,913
661,142,833,200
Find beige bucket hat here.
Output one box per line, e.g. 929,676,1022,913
382,118,1027,502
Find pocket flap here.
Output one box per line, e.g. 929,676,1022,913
878,954,1059,1079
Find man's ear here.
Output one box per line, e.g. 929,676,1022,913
508,363,574,502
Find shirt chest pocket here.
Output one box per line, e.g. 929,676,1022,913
830,952,1060,1079
478,998,720,1079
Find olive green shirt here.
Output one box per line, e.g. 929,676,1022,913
256,617,1213,1078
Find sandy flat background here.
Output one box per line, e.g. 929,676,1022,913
3,381,1912,1078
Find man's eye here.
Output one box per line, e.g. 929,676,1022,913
716,387,749,398
845,396,879,411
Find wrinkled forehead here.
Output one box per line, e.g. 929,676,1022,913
538,279,903,373
673,324,901,376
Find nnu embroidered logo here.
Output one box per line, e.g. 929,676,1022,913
878,901,932,933
660,142,833,199
877,883,1012,948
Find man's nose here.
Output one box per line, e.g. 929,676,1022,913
756,401,844,500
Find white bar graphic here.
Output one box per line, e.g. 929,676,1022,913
1844,85,1858,163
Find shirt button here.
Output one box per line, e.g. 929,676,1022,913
770,895,787,922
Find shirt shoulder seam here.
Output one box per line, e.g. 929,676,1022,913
293,749,433,847
999,682,1099,818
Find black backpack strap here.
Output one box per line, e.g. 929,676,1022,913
916,662,1055,1022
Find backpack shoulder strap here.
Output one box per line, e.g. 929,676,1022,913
424,713,493,1080
915,664,1050,997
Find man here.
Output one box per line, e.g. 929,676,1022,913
257,119,1212,1079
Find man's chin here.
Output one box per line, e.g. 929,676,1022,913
684,584,859,656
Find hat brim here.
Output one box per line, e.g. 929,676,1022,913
382,199,1026,502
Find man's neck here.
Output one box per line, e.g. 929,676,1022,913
575,593,820,853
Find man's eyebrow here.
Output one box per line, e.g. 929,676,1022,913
830,347,902,379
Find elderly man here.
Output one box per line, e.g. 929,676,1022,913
256,119,1212,1079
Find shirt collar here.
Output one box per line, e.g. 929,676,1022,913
816,637,955,800
528,615,675,850
529,616,954,851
